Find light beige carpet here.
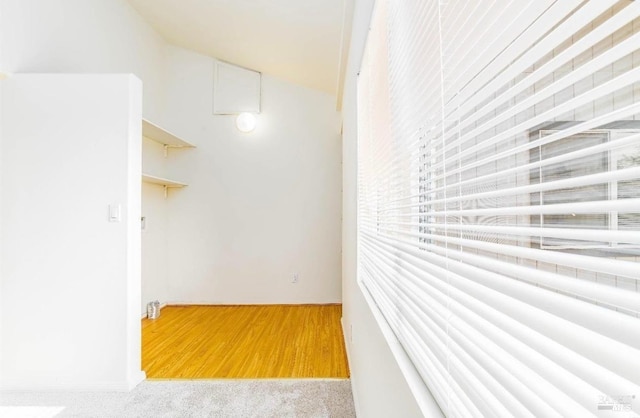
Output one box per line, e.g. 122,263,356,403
0,379,356,418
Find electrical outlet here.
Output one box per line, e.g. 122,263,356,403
291,273,299,283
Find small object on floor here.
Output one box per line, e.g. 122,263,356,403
147,300,160,319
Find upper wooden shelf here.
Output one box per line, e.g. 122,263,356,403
142,119,196,148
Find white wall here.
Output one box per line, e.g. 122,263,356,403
161,46,343,304
0,0,167,122
141,183,169,314
341,0,438,416
140,137,171,315
0,0,4,379
0,0,162,387
1,0,343,310
0,74,143,390
0,0,177,329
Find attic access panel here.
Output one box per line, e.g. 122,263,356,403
213,61,261,114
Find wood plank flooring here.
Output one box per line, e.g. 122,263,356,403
142,304,350,379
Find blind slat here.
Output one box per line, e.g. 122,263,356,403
362,233,640,391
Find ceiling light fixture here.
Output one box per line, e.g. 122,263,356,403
236,112,257,133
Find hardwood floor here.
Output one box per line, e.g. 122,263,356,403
142,304,350,379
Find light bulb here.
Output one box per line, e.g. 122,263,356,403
236,112,257,133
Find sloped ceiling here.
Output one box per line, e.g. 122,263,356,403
126,0,353,96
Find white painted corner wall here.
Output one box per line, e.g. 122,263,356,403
0,74,143,390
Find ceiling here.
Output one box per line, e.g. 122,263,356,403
126,0,353,96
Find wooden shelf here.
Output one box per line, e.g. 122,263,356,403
142,173,187,188
142,119,196,148
141,119,193,196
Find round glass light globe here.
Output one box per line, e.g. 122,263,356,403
236,112,257,133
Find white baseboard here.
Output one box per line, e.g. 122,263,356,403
127,370,146,390
140,301,343,318
165,301,342,306
1,370,147,392
341,316,361,417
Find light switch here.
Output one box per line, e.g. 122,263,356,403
109,204,121,223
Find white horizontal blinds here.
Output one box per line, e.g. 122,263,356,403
357,0,640,417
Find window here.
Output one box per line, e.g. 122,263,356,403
357,1,640,416
531,127,640,253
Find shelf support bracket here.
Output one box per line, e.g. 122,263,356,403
163,144,169,158
163,185,168,199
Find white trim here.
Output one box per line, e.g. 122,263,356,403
341,316,362,416
163,301,343,306
1,377,141,392
358,280,444,418
141,302,345,318
127,371,146,390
